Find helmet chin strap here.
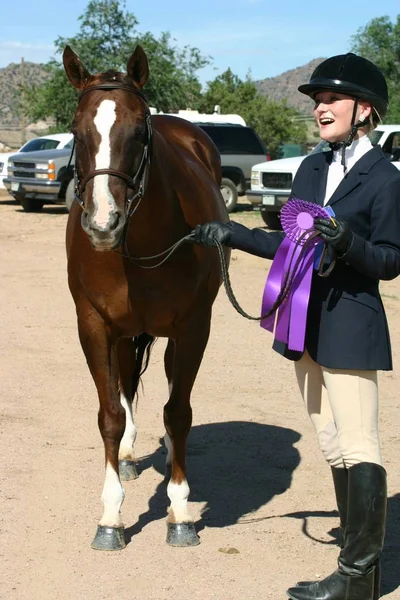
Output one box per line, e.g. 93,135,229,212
329,99,366,172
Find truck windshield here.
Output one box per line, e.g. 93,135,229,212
21,139,61,152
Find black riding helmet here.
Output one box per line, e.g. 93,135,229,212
299,54,388,171
298,53,389,119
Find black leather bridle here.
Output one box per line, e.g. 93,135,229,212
68,81,153,217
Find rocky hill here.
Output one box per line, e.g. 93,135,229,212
255,57,326,115
0,62,50,128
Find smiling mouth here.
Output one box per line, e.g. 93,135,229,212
320,118,335,125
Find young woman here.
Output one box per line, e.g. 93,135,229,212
193,53,400,600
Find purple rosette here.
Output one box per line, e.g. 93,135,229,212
260,198,332,352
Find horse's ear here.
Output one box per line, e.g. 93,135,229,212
127,45,149,89
63,45,90,90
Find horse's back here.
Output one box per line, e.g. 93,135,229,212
152,115,222,183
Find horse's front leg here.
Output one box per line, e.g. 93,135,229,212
163,315,211,547
77,305,126,551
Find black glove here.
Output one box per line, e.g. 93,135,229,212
314,218,353,256
192,221,234,247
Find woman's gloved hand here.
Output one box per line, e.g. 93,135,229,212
314,218,353,256
192,221,234,247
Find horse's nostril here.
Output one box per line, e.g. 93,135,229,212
108,211,121,231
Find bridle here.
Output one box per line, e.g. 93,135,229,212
68,81,153,217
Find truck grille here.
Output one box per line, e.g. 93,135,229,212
9,162,39,179
262,172,292,189
14,170,36,178
13,161,35,169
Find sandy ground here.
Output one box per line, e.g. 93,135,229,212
1,191,399,600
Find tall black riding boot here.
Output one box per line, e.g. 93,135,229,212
330,467,348,547
287,462,387,600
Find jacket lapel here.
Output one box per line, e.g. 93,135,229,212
327,146,385,208
311,151,331,206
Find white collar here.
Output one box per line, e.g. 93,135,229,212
331,134,373,167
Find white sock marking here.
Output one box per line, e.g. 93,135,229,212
99,462,125,527
92,99,117,229
167,480,191,523
119,393,137,461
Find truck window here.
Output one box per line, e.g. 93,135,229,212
21,139,61,152
198,125,266,155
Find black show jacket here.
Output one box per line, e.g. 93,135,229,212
230,147,400,370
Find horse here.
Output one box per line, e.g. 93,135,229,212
62,44,230,551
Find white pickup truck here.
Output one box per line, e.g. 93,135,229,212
248,124,400,229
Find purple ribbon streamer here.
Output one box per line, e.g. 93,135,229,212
260,199,331,352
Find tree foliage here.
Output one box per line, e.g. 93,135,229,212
200,69,307,158
351,15,400,122
23,0,210,129
22,0,307,151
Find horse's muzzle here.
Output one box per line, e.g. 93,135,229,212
81,210,126,251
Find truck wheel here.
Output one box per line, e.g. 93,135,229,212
20,198,44,213
65,179,75,212
220,178,238,213
260,209,282,230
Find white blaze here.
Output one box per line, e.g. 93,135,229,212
92,99,117,229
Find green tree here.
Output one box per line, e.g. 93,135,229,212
200,70,307,158
351,15,400,122
23,0,210,129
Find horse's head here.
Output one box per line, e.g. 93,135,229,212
63,45,151,251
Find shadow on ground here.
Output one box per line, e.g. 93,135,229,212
124,420,301,542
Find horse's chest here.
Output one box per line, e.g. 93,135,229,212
89,279,190,334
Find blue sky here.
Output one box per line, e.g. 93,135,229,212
1,0,399,86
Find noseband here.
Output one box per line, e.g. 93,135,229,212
71,81,153,217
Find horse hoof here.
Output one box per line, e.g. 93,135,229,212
91,526,126,551
166,522,200,547
119,460,138,481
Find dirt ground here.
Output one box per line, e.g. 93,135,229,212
1,191,399,600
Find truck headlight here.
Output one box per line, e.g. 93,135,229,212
251,170,260,186
36,162,55,180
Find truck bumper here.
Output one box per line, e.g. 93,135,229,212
247,190,290,211
4,178,61,201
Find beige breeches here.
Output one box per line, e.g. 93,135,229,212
294,351,382,468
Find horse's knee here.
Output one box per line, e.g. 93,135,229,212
98,404,126,441
163,403,192,434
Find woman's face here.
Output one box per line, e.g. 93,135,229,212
313,91,371,142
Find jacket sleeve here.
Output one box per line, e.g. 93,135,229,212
342,175,400,280
229,221,284,260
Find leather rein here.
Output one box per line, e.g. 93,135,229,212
68,81,153,218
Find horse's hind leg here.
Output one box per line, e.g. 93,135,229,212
77,306,126,551
117,333,154,480
117,337,139,481
163,316,211,547
163,338,175,482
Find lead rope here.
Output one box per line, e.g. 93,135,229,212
116,229,335,319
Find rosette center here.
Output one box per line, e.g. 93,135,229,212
296,212,314,231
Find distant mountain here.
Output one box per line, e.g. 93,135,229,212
255,58,326,115
0,61,50,128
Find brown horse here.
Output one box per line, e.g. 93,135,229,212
63,44,229,551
